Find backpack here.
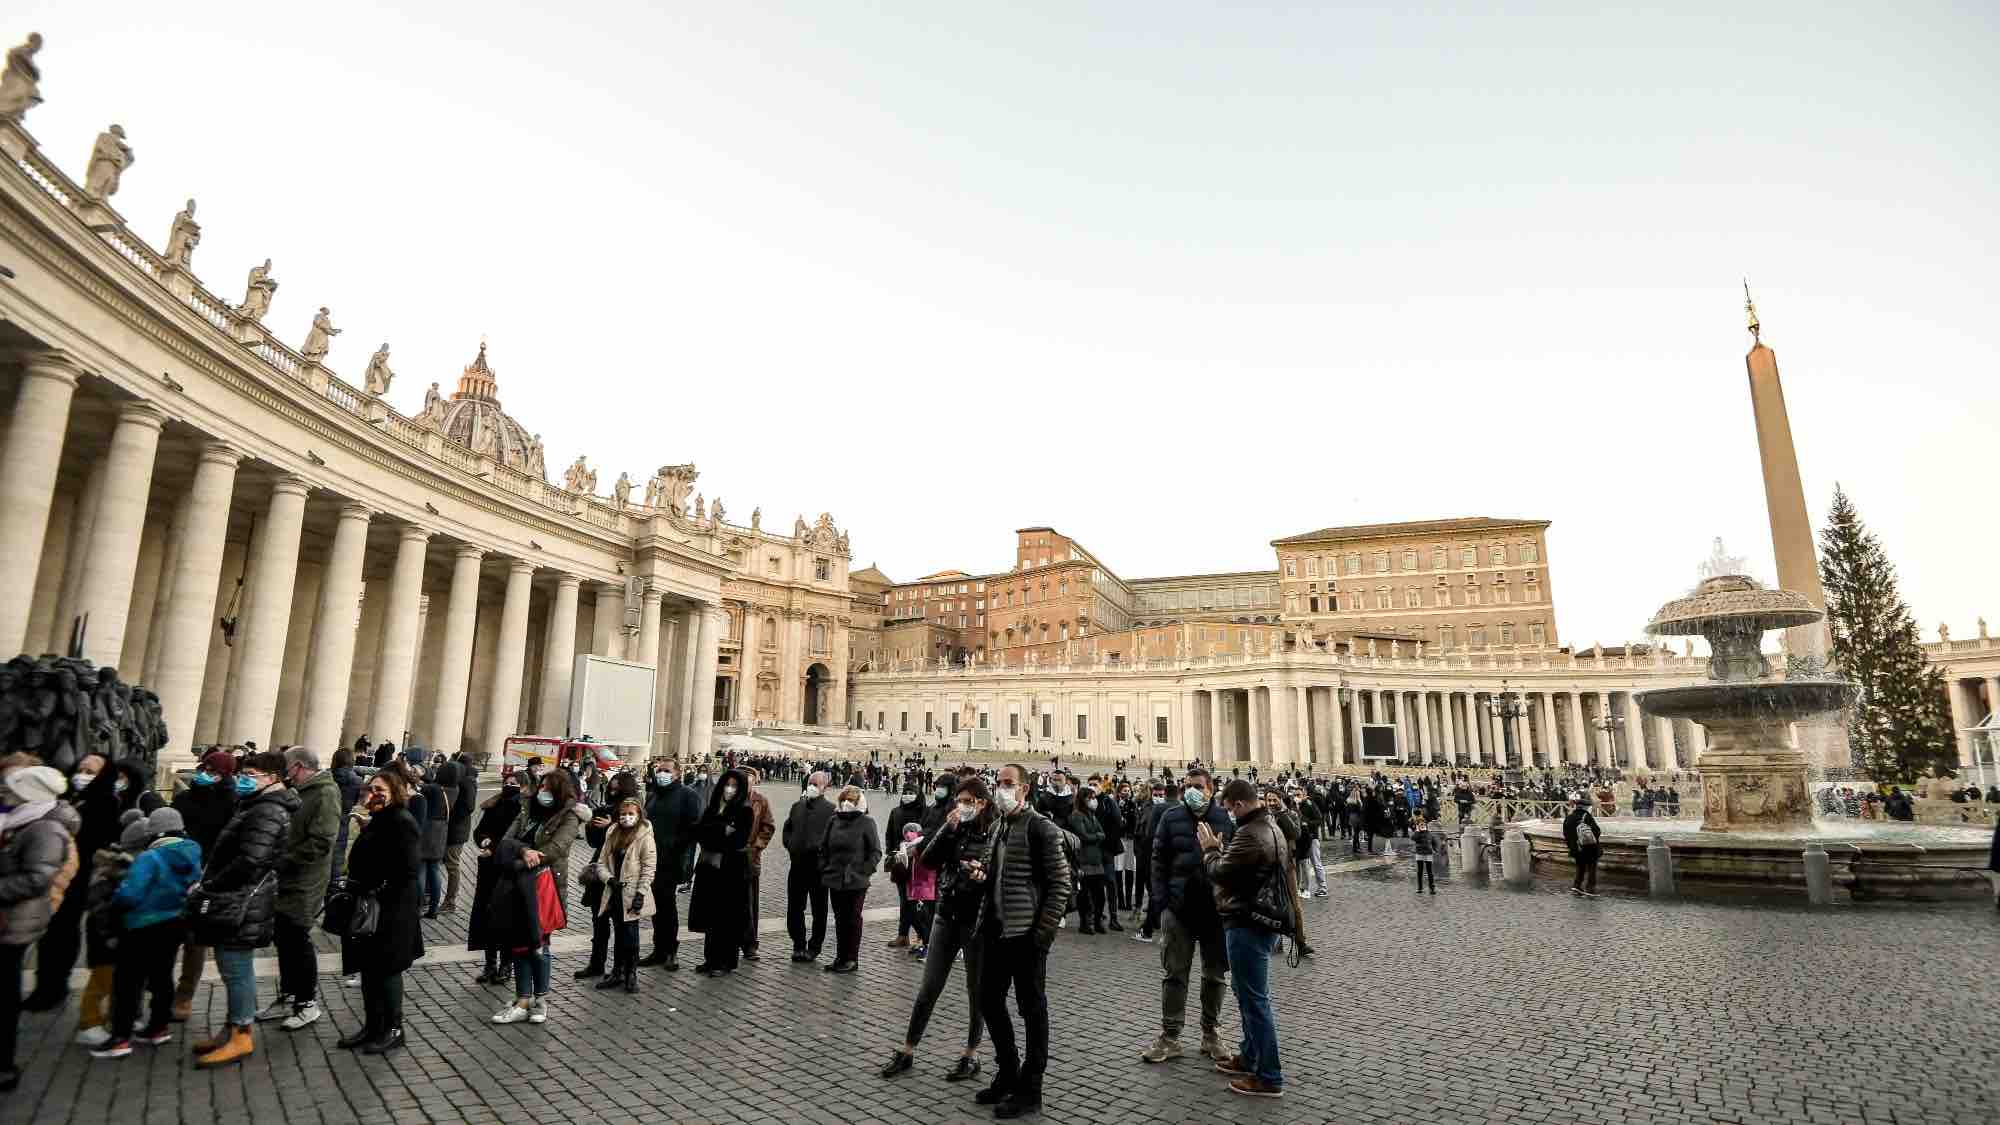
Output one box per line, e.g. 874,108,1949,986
1025,812,1080,906
1576,818,1598,847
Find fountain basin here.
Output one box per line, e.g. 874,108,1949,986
1635,679,1854,723
1517,817,1994,900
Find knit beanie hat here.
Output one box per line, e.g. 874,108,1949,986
2,765,65,803
147,807,186,836
119,817,153,850
200,749,237,777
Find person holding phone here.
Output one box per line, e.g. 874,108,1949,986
879,775,992,1083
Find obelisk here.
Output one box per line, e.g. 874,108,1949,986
1742,283,1849,768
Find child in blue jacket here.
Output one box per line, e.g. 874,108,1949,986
93,809,204,1058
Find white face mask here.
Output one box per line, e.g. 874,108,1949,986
839,800,858,813
618,814,638,828
722,785,737,800
994,787,1021,815
803,784,821,799
655,772,672,786
1084,798,1098,811
72,772,95,792
956,803,979,823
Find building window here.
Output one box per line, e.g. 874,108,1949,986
1405,588,1421,608
1285,595,1298,614
978,711,988,729
1469,626,1488,647
1467,584,1482,606
1460,546,1477,568
1076,714,1088,741
1305,557,1319,577
1431,546,1446,570
876,711,884,729
1402,548,1417,571
1156,715,1170,744
1308,596,1320,612
763,617,778,648
1284,558,1296,578
959,614,967,627
1521,542,1540,564
932,712,941,732
1494,584,1510,604
1009,713,1019,736
977,613,985,626
815,557,831,580
1372,550,1390,573
1500,623,1516,645
1114,715,1127,742
1041,712,1052,738
1531,622,1547,645
900,711,909,732
811,623,827,650
1489,545,1506,566
1439,625,1455,649
767,556,781,575
1375,587,1391,610
1345,552,1361,574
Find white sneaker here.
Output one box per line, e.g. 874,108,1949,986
280,1000,321,1031
1296,890,1311,900
74,1025,112,1048
492,1003,532,1024
255,994,295,1023
527,999,548,1025
342,974,362,988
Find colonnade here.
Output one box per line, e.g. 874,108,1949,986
0,350,725,777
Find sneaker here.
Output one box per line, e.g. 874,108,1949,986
280,1001,321,1031
491,1003,532,1025
254,994,295,1023
945,1055,982,1082
1199,1032,1225,1059
909,945,927,959
1581,891,1600,899
878,1049,914,1079
1213,1053,1251,1077
1297,890,1311,900
1140,1035,1183,1064
88,1038,134,1059
343,974,362,988
1570,887,1584,897
75,1025,112,1048
134,1024,173,1046
527,999,548,1024
1314,889,1328,899
1131,930,1155,944
1228,1076,1283,1098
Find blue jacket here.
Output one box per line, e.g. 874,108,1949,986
1147,800,1234,928
113,835,204,930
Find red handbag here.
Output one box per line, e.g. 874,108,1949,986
532,865,567,934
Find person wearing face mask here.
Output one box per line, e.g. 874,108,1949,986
0,761,81,1091
588,797,657,993
575,772,642,981
185,752,297,1068
739,767,776,964
21,754,118,1013
879,776,993,1083
1065,787,1109,935
966,763,1071,1119
168,749,238,1019
782,771,836,962
687,768,755,976
465,769,526,986
1129,784,1169,936
638,759,702,971
817,785,881,973
1198,779,1289,1099
333,769,422,1054
884,780,930,949
1095,781,1127,927
488,769,583,1024
1140,768,1233,1066
260,748,339,1032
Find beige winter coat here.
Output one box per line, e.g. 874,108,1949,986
593,825,658,923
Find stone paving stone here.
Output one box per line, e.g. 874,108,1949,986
5,783,1998,1124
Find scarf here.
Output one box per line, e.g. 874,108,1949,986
0,799,57,834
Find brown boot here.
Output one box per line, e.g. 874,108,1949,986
194,1025,254,1068
191,1025,232,1055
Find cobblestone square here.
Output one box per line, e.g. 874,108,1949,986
5,784,1996,1125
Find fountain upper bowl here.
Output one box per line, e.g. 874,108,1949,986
1636,679,1854,722
1645,574,1822,636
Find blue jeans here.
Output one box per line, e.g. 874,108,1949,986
215,947,258,1026
513,942,551,1000
1224,926,1282,1088
424,861,445,912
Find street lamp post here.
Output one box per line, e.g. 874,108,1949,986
1593,711,1627,770
1483,680,1526,769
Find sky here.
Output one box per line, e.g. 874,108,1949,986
13,1,1998,645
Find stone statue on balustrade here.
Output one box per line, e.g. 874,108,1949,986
236,258,278,321
525,434,546,479
84,123,134,199
611,472,633,511
419,382,446,428
794,514,808,540
470,413,497,457
1938,622,1950,643
164,198,200,269
0,33,43,122
643,474,660,510
301,306,340,362
835,530,849,554
693,494,705,521
750,507,761,531
362,343,394,395
653,464,697,516
711,497,725,525
1980,616,1990,640
563,455,592,493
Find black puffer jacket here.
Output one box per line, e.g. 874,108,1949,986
920,812,992,925
820,809,882,892
197,784,298,949
171,778,237,854
1147,799,1234,929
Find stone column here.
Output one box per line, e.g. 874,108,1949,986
1347,688,1365,762
686,605,721,759
1294,685,1311,766
1688,717,1708,765
1209,689,1226,764
224,474,309,749
119,516,167,674
0,352,81,656
1436,691,1456,765
431,545,486,753
150,443,240,776
26,491,77,654
1511,707,1530,770
1538,693,1559,767
299,503,371,754
481,560,535,758
140,488,191,685
52,457,108,654
537,574,580,736
1595,691,1615,768
678,604,703,755
1567,691,1589,766
1624,692,1648,773
368,526,432,746
1416,690,1434,764
638,587,663,667
1656,713,1679,773
1180,688,1197,761
268,559,323,745
74,402,167,666
1945,679,1973,769
591,582,620,657
1487,696,1507,767
733,608,757,721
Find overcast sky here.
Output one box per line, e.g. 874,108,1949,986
15,2,1997,645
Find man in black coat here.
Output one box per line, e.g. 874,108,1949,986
1141,768,1234,1064
884,782,929,947
1094,781,1127,922
437,759,476,913
1561,792,1603,897
638,760,704,970
781,771,836,960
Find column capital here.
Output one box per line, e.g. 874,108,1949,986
15,349,86,385
453,544,486,562
197,441,244,467
270,473,311,499
116,399,168,431
396,524,433,545
336,501,373,522
507,557,535,576
554,572,582,590
642,588,663,607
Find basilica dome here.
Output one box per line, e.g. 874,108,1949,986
437,342,544,479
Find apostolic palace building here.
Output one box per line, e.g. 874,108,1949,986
3,46,1996,785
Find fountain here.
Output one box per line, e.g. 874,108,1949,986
1515,575,1992,899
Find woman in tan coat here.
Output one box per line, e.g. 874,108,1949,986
592,797,657,993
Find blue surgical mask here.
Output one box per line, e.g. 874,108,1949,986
234,775,259,795
1183,789,1209,812
191,771,216,787
536,790,554,807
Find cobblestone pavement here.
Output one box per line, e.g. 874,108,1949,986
7,784,1997,1125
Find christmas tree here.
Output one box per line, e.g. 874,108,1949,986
1817,485,1955,783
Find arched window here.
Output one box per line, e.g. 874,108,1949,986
763,617,778,648
1489,545,1506,565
